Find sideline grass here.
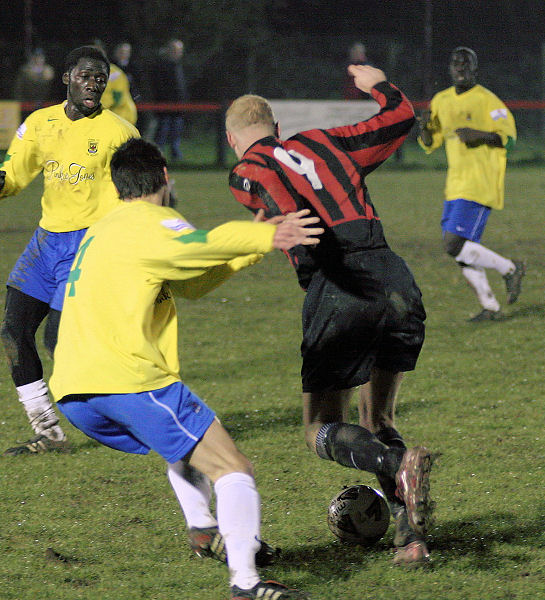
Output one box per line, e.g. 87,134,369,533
1,166,544,599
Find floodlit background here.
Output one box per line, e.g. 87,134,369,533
3,1,545,102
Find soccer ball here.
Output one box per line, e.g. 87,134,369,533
327,485,390,545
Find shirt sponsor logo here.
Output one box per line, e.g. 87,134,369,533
16,123,27,139
243,178,251,192
490,108,507,121
88,139,99,154
43,161,95,184
161,218,194,232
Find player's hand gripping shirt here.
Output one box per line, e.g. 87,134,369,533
0,103,139,232
49,201,275,399
229,81,415,289
418,84,516,209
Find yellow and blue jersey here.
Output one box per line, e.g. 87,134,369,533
0,102,139,232
50,201,275,399
101,63,138,125
418,84,516,210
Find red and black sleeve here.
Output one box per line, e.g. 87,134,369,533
301,81,415,176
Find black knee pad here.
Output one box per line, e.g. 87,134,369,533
443,232,466,257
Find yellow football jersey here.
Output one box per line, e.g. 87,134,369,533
418,84,516,209
0,103,139,232
101,63,138,125
49,201,275,399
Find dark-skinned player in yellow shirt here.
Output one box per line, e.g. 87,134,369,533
0,46,139,455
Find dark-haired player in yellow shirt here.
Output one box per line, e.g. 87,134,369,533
50,137,319,600
0,45,139,455
91,40,137,126
419,47,525,321
101,63,138,125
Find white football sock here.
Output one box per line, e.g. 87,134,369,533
167,461,217,529
456,240,514,275
16,379,66,441
214,472,261,590
461,266,501,311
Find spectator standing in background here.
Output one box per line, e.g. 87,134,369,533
112,43,134,89
93,40,138,126
343,42,371,100
113,42,157,141
343,42,405,162
152,39,188,162
13,49,55,108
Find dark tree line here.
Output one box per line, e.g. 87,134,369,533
2,0,545,103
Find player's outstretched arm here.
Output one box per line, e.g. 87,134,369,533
271,209,323,250
347,64,387,94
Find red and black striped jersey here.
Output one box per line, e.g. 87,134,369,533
229,81,415,288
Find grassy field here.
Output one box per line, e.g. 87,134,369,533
1,165,545,600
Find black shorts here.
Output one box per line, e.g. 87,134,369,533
301,248,426,393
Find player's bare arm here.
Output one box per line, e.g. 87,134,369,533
347,64,387,94
455,127,503,148
271,209,324,250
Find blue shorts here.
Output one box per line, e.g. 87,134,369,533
57,382,216,463
441,199,490,242
7,227,87,311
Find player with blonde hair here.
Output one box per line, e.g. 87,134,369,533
227,64,435,567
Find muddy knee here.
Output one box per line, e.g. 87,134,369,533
443,232,466,257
